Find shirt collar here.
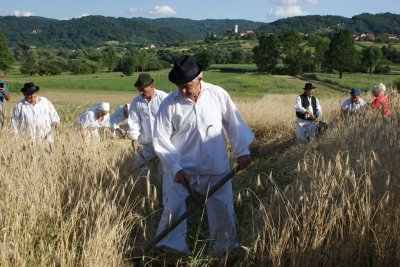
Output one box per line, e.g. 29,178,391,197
23,96,41,105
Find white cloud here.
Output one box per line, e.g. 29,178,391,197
13,10,33,17
273,5,308,17
80,13,90,17
128,7,144,14
275,0,299,5
274,0,318,5
148,5,177,16
23,11,33,16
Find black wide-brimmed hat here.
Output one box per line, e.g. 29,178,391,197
168,55,203,85
134,73,154,89
304,82,316,90
21,82,39,94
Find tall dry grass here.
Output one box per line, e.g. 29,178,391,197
1,89,400,266
233,90,400,266
0,123,155,266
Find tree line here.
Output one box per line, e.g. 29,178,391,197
1,29,400,79
253,29,400,78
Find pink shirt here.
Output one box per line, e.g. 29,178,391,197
370,95,390,119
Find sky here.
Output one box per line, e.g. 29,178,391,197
0,0,399,22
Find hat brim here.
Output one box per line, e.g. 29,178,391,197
21,87,39,94
304,87,316,90
168,62,203,85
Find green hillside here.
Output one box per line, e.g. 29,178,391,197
258,12,400,35
0,13,399,49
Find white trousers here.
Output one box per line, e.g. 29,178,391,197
155,170,237,255
295,118,318,142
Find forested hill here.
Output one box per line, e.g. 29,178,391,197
0,13,399,49
0,16,264,48
150,18,265,40
258,12,400,35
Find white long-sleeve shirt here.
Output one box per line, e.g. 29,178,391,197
340,97,368,116
127,89,169,144
295,94,322,117
77,107,110,140
153,81,254,177
12,96,60,142
110,105,129,130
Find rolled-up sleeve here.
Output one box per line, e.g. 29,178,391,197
295,96,306,113
127,101,141,140
47,100,60,125
315,98,322,117
220,91,254,157
11,105,20,135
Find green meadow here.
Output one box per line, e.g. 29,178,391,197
3,70,313,97
304,72,400,92
6,68,398,98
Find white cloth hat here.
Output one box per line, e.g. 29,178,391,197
97,102,110,112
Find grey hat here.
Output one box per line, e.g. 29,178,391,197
134,73,153,89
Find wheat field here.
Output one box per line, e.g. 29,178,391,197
0,90,399,266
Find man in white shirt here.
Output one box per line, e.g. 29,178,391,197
77,102,111,144
153,55,254,256
294,82,322,143
109,103,130,139
12,82,60,145
340,88,368,118
128,73,168,160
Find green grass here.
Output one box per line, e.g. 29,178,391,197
305,72,400,91
3,70,176,94
5,68,399,99
3,70,319,98
211,64,256,70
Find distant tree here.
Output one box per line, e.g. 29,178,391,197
101,45,118,72
230,49,248,64
117,51,139,76
195,49,214,70
133,50,150,72
20,45,38,76
83,47,102,61
382,45,400,63
0,31,14,71
307,33,329,72
69,59,98,74
39,57,69,75
361,46,383,74
303,49,314,73
212,48,230,64
325,29,358,78
157,49,183,64
252,33,280,73
281,30,304,75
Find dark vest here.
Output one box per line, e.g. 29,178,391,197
296,93,317,120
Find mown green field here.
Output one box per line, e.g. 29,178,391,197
4,66,400,98
354,41,400,50
3,70,329,98
305,72,400,92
